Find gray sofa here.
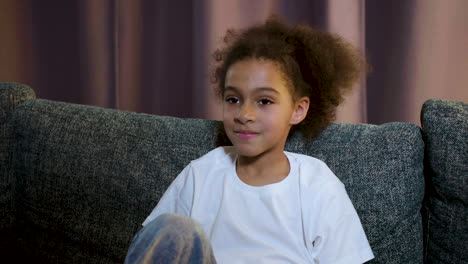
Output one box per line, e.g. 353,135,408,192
1,82,466,263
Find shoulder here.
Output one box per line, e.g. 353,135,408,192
289,152,358,222
286,151,343,190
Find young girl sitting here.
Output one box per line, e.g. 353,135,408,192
125,15,374,264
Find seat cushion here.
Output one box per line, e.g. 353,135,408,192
421,99,467,264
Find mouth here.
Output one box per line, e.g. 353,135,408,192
234,130,259,139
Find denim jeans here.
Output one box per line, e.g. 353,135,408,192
125,213,217,264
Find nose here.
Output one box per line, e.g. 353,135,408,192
235,103,256,123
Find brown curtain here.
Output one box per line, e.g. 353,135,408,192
1,0,467,124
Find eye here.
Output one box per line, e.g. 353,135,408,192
225,97,239,104
258,99,273,105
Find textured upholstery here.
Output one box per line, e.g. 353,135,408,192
421,99,468,264
0,82,36,257
11,98,228,263
0,83,36,226
287,123,425,263
1,82,465,263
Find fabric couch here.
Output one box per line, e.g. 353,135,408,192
1,82,466,263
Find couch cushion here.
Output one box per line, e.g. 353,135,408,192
286,123,425,263
12,99,229,263
12,98,424,263
421,99,467,264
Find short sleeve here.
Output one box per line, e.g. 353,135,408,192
311,182,374,264
142,164,195,226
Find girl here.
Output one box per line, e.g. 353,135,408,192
125,15,374,264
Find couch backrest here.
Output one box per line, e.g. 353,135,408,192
10,97,229,263
286,122,425,264
4,83,425,263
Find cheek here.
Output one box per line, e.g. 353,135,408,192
263,110,293,131
222,109,234,129
222,107,232,122
262,107,290,121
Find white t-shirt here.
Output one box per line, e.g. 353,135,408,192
144,146,374,264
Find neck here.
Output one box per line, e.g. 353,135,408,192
236,150,290,186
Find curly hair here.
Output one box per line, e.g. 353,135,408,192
212,15,367,139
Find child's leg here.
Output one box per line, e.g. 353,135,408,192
125,213,216,264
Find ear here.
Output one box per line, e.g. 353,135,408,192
290,96,310,125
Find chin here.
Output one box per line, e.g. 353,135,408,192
233,145,262,158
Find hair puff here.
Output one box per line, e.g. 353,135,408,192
212,15,367,139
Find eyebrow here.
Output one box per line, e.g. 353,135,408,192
224,86,280,94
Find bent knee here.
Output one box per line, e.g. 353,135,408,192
152,213,205,238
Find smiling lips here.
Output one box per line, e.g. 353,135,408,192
235,130,259,139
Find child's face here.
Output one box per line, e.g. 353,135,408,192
223,58,309,158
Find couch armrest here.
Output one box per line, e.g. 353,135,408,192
0,82,36,256
0,82,36,119
421,99,468,263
